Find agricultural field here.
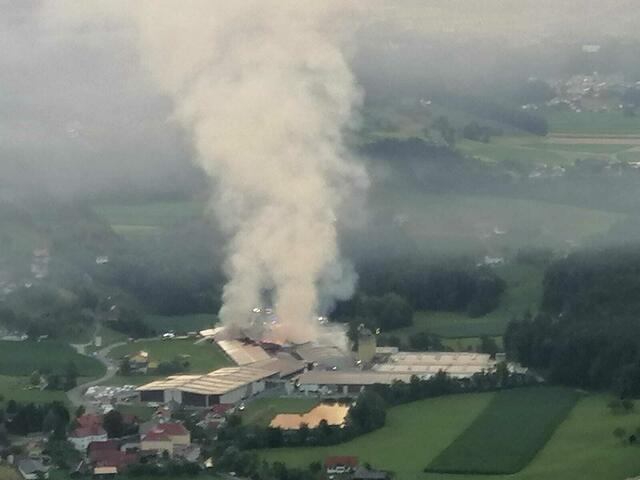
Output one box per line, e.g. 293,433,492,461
0,375,69,404
374,190,623,257
241,398,320,427
105,338,232,386
392,262,543,341
143,313,217,334
0,341,105,377
258,392,494,475
426,387,580,474
260,389,640,480
545,110,640,136
0,466,20,480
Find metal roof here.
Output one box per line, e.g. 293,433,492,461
137,365,279,395
217,339,271,365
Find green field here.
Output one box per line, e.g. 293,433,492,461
0,375,70,404
546,111,640,135
108,338,232,381
258,393,494,476
0,341,105,377
143,313,217,333
375,190,623,256
396,263,544,340
241,398,320,427
0,466,20,480
426,387,580,474
260,390,640,480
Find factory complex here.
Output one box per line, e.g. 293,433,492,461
136,326,507,407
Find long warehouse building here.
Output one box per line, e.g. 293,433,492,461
138,356,305,407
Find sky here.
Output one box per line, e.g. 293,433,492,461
1,0,639,198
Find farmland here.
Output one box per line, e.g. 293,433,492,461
0,341,105,377
258,392,494,475
259,389,640,480
0,375,70,404
426,387,580,474
241,398,321,427
105,338,232,387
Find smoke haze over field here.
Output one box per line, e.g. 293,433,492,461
45,1,367,343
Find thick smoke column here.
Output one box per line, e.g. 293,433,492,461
125,1,366,343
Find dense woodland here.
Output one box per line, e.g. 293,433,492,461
505,244,640,396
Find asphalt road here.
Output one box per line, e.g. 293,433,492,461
67,340,127,408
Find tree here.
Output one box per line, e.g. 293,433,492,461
433,116,456,146
119,358,132,376
614,427,627,443
103,410,125,438
75,405,86,418
30,371,41,386
479,336,499,358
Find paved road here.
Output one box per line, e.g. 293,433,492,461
67,340,127,408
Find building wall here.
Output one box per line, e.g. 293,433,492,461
141,439,173,455
169,433,191,446
69,433,108,451
164,389,182,404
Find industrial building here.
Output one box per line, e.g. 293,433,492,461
137,355,305,406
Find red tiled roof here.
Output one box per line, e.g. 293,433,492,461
77,414,103,428
92,450,138,468
153,423,188,436
70,425,107,438
325,456,359,468
88,440,119,453
142,431,171,442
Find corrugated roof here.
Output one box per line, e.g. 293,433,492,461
137,365,279,395
217,339,271,365
297,370,415,386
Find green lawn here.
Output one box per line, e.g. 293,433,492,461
374,190,623,257
396,263,544,340
107,339,232,385
524,142,635,154
0,465,20,480
258,393,494,476
441,336,503,351
258,391,640,480
546,111,640,135
143,313,217,333
116,404,156,421
0,375,69,404
241,398,320,427
426,387,580,474
0,341,105,377
423,394,640,480
458,141,569,166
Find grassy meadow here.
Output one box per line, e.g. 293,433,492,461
259,389,640,480
0,340,105,377
258,392,494,476
426,387,580,474
105,338,232,386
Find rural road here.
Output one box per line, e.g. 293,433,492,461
67,340,127,408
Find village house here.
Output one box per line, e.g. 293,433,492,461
140,422,190,457
69,425,108,451
17,458,50,480
325,456,359,475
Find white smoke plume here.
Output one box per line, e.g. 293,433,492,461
43,1,367,345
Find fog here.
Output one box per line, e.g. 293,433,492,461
1,1,639,199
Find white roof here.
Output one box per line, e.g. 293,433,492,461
137,365,279,395
217,339,271,365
